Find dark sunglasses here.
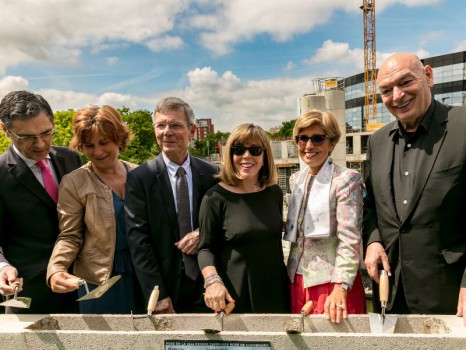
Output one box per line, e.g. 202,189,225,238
295,134,327,146
230,145,265,156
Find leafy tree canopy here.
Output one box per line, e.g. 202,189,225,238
270,119,296,138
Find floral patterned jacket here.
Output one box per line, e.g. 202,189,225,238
286,163,363,289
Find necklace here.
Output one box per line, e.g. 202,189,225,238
93,162,125,184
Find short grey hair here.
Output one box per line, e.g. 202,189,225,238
154,97,195,126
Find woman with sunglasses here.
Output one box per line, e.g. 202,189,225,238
284,109,366,323
198,123,289,313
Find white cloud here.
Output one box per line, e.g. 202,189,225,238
0,0,189,72
172,66,314,131
37,89,98,112
0,0,451,74
416,49,431,59
305,40,365,71
194,0,338,55
145,36,184,52
454,40,466,52
98,92,137,108
377,0,443,11
0,76,30,99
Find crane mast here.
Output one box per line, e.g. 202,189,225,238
361,0,378,131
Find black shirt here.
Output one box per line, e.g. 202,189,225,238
390,100,436,222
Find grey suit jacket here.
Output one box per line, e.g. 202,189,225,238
0,145,83,313
125,154,218,308
363,100,466,314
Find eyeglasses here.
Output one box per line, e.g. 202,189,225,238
295,134,327,146
154,123,191,132
8,129,55,143
230,145,265,156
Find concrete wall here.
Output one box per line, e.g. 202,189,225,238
1,314,464,350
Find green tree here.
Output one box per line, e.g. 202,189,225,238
53,110,75,147
119,108,158,164
270,119,296,138
0,132,11,154
193,131,230,157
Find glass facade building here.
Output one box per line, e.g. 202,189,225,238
344,51,466,131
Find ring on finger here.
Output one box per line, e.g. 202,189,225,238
336,304,344,309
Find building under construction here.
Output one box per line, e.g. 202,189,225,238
345,50,466,176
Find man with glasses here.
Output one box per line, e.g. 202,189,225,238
0,90,82,313
125,96,218,313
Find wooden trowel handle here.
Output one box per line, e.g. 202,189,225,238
379,270,389,304
147,286,160,315
301,300,314,316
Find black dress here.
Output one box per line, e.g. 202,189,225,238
198,184,289,313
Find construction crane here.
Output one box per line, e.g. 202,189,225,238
360,0,381,131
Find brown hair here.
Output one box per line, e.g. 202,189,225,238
293,109,341,144
219,123,277,187
70,105,131,152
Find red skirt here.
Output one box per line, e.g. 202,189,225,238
290,272,366,314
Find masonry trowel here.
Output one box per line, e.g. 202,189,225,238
70,275,121,301
0,281,32,309
369,270,398,333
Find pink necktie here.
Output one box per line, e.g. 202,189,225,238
36,160,58,203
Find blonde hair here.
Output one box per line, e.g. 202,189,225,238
293,109,341,144
219,123,277,186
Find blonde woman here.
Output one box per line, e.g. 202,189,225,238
285,110,366,323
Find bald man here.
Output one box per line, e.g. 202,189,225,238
363,53,466,325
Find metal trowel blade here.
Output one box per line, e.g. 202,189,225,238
369,312,397,333
201,314,223,333
0,297,32,309
77,275,121,301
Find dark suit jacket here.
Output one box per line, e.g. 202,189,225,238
363,100,466,314
0,145,82,314
125,154,218,309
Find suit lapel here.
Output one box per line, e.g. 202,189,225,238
402,104,447,224
49,147,67,182
6,146,55,206
153,156,178,228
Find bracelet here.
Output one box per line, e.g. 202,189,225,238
204,273,221,282
204,279,224,289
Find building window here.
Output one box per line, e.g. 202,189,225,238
361,135,369,154
346,136,353,154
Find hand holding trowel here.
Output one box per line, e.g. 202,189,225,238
0,280,32,309
69,275,121,301
369,270,398,333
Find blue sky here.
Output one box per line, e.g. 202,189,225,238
1,0,465,131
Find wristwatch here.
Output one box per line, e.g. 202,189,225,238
336,282,349,291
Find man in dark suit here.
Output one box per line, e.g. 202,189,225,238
125,97,218,313
363,53,466,325
0,90,82,313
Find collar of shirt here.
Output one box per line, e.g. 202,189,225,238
162,152,192,179
12,143,53,168
389,98,435,141
12,144,58,185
